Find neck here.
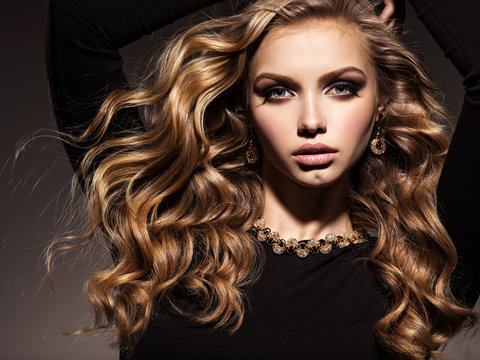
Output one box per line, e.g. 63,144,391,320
261,168,352,240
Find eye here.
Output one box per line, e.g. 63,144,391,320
326,81,360,97
264,86,295,102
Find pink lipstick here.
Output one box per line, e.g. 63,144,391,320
293,143,337,166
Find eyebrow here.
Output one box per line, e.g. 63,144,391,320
253,66,367,86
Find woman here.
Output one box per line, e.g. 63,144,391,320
45,0,479,358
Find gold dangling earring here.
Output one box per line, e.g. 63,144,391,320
246,127,259,164
370,125,386,155
370,112,386,155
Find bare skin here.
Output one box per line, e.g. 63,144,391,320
380,0,397,28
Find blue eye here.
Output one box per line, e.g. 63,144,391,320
331,84,350,95
271,88,288,98
265,86,294,101
327,81,360,96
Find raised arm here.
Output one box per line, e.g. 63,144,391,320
408,0,480,306
45,0,224,172
45,0,401,173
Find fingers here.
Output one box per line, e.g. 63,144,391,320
387,19,396,30
379,0,395,22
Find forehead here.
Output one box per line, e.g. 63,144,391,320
249,18,374,79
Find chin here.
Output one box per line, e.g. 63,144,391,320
292,174,342,189
292,167,350,190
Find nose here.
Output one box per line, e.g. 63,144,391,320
297,92,326,135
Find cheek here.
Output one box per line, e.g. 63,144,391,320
335,100,376,145
251,115,282,157
344,114,373,141
249,103,294,150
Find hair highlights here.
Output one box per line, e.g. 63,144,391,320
48,0,476,358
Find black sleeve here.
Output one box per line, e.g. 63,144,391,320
45,0,225,172
408,0,480,307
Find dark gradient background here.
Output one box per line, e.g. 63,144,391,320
0,1,478,359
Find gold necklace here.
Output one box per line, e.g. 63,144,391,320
252,219,367,259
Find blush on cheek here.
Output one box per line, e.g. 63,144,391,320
343,110,375,140
251,108,288,147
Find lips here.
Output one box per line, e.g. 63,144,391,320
293,143,337,166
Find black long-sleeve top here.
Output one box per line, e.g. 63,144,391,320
45,0,480,358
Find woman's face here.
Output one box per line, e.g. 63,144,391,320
248,18,379,189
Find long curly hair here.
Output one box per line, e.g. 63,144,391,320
47,0,476,358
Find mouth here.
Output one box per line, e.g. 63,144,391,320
293,143,337,167
293,142,336,155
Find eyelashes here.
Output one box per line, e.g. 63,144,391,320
326,81,362,97
255,79,363,103
262,86,295,101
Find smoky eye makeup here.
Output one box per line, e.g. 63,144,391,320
251,68,368,101
325,78,365,97
253,79,365,101
255,86,293,100
253,79,297,102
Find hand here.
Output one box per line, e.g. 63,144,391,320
379,0,396,28
378,0,405,30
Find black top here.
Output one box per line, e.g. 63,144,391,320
45,0,480,358
132,242,385,359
